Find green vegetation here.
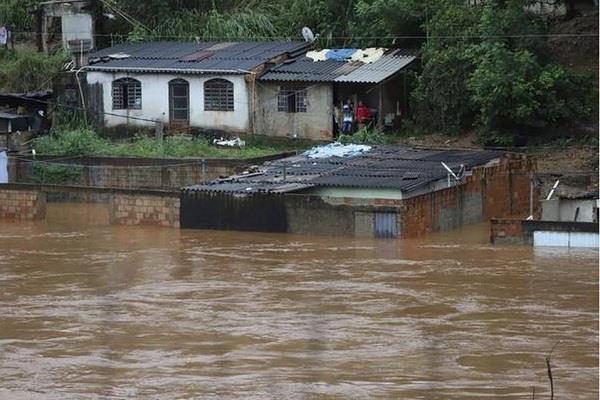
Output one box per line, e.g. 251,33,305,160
32,128,312,159
32,162,83,185
0,0,38,33
339,127,389,145
0,0,596,146
412,1,596,144
0,50,68,92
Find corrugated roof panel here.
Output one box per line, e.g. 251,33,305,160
88,41,311,74
183,146,503,194
334,54,416,83
259,51,415,83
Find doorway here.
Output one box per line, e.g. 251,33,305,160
169,79,189,130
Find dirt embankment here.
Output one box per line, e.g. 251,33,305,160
546,9,599,77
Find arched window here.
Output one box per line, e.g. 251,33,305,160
112,78,141,110
204,79,234,111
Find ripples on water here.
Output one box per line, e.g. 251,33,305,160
0,204,598,399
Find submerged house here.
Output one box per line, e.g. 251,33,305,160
181,145,537,238
256,48,416,140
84,41,310,132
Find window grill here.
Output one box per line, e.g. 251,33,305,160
112,78,142,110
277,87,307,113
204,79,234,111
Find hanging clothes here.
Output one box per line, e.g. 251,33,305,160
0,26,8,46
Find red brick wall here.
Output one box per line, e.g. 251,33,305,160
0,189,46,220
490,218,530,245
401,156,537,238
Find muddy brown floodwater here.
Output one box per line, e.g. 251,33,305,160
0,204,598,399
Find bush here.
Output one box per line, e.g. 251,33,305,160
33,128,112,156
0,50,68,92
339,127,389,145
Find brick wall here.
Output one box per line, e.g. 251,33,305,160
490,218,530,245
400,156,538,238
0,189,46,220
109,194,180,228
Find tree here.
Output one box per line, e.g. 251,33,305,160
411,0,595,142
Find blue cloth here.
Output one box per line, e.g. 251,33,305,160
325,49,359,61
0,151,7,184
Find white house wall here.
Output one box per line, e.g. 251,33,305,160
86,72,250,132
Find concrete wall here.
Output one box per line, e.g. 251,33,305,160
491,218,599,247
0,188,46,220
254,82,333,140
110,193,180,228
181,190,403,238
541,198,598,222
10,154,291,190
86,72,250,132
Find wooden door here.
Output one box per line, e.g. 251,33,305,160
169,79,189,131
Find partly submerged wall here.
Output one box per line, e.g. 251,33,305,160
0,187,46,220
400,155,536,237
0,184,179,228
181,155,538,238
491,218,599,247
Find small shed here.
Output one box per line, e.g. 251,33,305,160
256,48,416,140
34,0,103,54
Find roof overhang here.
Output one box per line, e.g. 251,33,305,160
85,66,248,75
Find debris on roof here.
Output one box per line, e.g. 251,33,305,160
260,48,416,84
184,145,503,195
303,142,372,159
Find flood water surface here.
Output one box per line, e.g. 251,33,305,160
0,204,598,399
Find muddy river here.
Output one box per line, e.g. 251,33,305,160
0,204,598,399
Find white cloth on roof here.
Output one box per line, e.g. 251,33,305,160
306,49,328,62
303,142,371,159
350,48,385,64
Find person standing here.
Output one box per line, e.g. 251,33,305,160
342,104,353,134
355,100,372,129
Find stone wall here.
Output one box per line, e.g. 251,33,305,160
109,193,180,228
0,188,46,220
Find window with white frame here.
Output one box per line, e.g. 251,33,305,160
112,78,142,110
277,86,307,113
204,78,234,111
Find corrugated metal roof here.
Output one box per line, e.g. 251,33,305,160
184,146,502,194
334,53,415,83
87,41,311,74
259,49,416,84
